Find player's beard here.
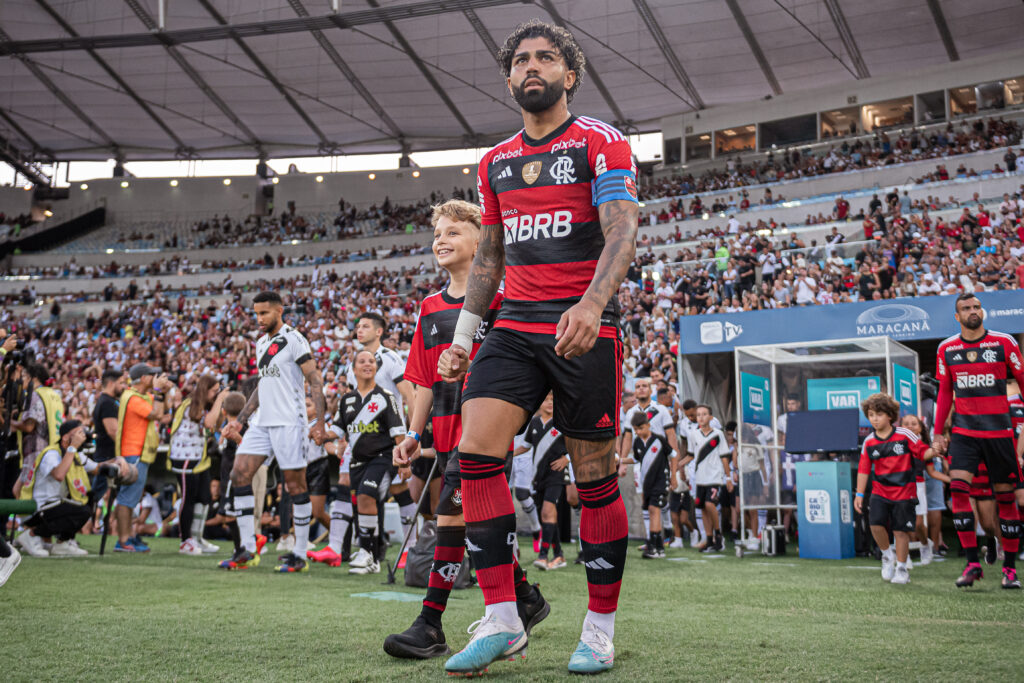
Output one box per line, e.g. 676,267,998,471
511,76,564,114
962,314,983,330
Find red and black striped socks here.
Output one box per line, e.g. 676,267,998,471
421,525,466,627
996,490,1020,569
577,473,628,616
460,452,517,608
950,479,979,564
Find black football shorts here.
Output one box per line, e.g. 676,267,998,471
462,326,623,440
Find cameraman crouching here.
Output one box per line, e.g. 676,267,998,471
14,420,129,556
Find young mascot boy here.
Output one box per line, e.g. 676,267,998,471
855,393,938,585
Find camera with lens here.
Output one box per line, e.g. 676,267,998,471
5,339,27,365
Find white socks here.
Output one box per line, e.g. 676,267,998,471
191,503,206,541
584,610,616,640
485,601,520,627
328,499,352,554
292,497,312,557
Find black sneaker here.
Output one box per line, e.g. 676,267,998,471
517,582,551,635
641,547,661,559
218,547,259,570
1002,567,1021,589
985,543,997,566
956,562,984,588
274,552,309,573
383,616,450,659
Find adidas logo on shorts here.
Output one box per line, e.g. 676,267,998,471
595,413,614,429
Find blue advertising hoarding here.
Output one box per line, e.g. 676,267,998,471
740,372,771,426
680,290,1024,354
892,363,918,418
807,376,881,428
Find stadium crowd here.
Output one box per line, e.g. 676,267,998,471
639,117,1022,202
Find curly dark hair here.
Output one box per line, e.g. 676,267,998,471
860,392,899,425
497,18,586,102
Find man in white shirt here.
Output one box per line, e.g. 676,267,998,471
221,291,328,573
793,268,818,306
680,405,731,553
345,311,413,415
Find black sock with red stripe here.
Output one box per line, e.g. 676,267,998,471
460,452,517,607
996,490,1020,570
577,473,628,614
420,525,465,628
541,522,557,560
951,479,979,564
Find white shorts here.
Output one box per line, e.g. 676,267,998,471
511,453,534,490
915,481,927,518
238,424,307,471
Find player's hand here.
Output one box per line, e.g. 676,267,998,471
551,455,569,472
438,346,470,384
309,421,326,446
554,300,601,359
393,436,420,467
224,420,242,440
853,496,863,514
931,434,947,454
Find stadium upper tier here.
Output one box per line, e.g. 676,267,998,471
6,161,1021,288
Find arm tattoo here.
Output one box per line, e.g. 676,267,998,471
582,199,639,310
303,361,327,424
464,223,505,316
238,388,260,425
566,437,617,482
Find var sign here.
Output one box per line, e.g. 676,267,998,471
826,391,860,409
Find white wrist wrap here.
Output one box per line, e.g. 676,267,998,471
452,309,483,354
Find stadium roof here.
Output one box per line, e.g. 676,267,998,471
1,0,1023,174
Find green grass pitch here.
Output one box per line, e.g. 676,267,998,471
3,536,1021,681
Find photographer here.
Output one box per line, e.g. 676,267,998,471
91,369,126,513
113,364,173,553
12,362,64,477
14,420,129,557
0,333,24,501
168,374,226,555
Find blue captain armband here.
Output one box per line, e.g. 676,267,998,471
591,169,638,205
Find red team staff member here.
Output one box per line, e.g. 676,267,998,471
934,293,1024,589
439,19,639,676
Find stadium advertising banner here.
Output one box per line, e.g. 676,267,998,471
807,376,881,428
740,372,771,426
679,290,1024,354
892,363,918,418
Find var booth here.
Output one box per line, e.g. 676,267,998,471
732,337,920,560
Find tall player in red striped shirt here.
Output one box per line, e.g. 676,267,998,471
383,200,549,660
439,20,638,676
934,293,1024,589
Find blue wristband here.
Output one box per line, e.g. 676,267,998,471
855,492,864,498
406,430,420,443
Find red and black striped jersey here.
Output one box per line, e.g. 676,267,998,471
405,288,504,454
935,331,1024,439
476,115,637,332
1010,393,1024,448
859,426,931,501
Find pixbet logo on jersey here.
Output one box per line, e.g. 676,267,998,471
956,372,996,389
503,210,573,244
